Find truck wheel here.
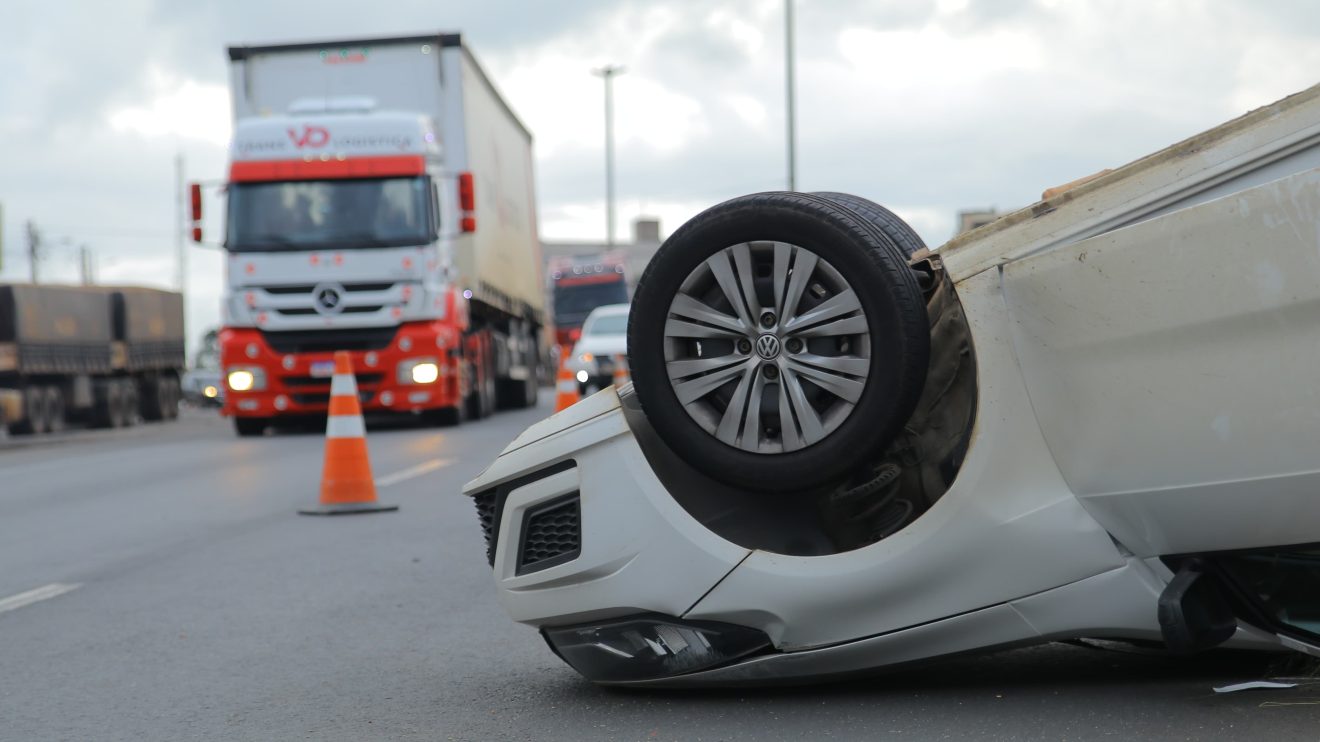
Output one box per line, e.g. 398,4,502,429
44,386,65,434
140,377,166,421
427,405,465,427
162,376,180,420
118,380,139,428
13,386,48,435
234,418,268,437
627,192,930,493
811,192,927,257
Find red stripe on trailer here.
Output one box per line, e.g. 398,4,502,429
230,155,426,182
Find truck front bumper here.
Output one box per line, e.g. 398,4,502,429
220,325,463,418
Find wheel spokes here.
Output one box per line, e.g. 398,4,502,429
785,356,866,404
669,293,748,335
671,357,752,405
782,289,862,333
781,368,826,445
705,250,756,329
715,364,767,451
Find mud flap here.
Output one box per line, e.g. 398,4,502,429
1157,560,1236,654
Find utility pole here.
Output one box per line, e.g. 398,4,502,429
79,245,93,285
25,220,41,283
785,0,798,192
175,152,187,293
592,64,625,247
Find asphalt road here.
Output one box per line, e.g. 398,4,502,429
1,403,1317,741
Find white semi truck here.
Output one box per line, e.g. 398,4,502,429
207,33,544,435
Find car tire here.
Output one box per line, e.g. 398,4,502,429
627,191,930,493
811,192,927,257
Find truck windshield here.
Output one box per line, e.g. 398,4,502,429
553,280,629,325
226,177,433,252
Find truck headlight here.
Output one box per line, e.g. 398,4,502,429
398,358,440,385
226,367,266,392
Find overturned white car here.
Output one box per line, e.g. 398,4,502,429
464,84,1320,686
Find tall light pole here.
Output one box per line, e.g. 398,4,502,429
785,0,798,192
592,64,625,247
175,152,187,293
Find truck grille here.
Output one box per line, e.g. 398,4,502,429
516,494,581,575
261,327,397,354
262,282,396,295
290,390,374,406
282,373,383,388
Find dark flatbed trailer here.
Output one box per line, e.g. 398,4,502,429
0,284,186,435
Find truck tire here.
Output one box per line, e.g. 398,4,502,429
162,376,180,420
140,377,166,421
626,192,930,493
234,417,268,437
117,380,139,428
44,386,65,434
12,386,48,435
811,192,927,257
90,381,116,429
427,404,465,427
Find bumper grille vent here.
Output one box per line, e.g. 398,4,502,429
473,490,498,566
467,460,577,569
517,495,581,575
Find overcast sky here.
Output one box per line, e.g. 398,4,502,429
3,0,1319,340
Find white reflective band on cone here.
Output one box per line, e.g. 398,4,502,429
330,374,358,396
326,415,366,439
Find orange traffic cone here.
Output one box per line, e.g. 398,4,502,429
611,354,631,389
554,346,581,413
299,351,398,515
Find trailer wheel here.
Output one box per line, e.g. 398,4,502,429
44,386,65,434
162,376,181,420
140,377,166,421
626,192,930,493
234,417,268,437
12,386,48,435
118,380,139,428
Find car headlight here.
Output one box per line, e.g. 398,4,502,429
203,385,219,398
398,358,440,385
576,370,589,383
226,367,266,392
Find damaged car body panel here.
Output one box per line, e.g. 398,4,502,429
464,82,1320,685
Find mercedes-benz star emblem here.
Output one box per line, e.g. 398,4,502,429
313,284,344,315
755,334,781,360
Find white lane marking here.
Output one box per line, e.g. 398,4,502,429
0,583,81,615
376,458,455,488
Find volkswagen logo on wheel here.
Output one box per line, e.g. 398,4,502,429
313,283,345,315
755,334,782,360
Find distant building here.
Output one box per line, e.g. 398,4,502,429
956,209,1005,235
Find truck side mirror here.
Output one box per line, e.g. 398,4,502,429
189,183,203,243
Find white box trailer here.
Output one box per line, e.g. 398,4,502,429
227,33,544,324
